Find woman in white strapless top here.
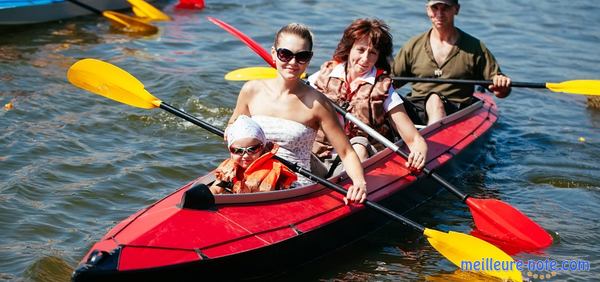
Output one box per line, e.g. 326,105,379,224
251,115,316,187
227,23,368,204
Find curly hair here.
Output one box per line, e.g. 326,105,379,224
332,18,393,72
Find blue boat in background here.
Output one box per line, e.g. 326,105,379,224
0,0,133,25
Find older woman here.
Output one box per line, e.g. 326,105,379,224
228,23,367,204
308,18,428,170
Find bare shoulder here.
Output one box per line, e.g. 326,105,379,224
239,80,262,96
307,84,331,107
238,80,267,104
300,83,334,116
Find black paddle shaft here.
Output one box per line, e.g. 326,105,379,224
67,0,102,14
158,102,425,233
392,77,545,88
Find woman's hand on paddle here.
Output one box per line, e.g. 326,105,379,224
489,74,512,98
388,103,428,171
344,181,367,204
406,149,426,171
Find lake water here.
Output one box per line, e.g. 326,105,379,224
1,0,599,281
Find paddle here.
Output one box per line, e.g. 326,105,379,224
225,67,600,96
225,67,278,81
66,0,158,35
175,0,206,9
393,77,600,96
206,16,275,68
67,58,523,282
128,0,171,21
224,66,306,80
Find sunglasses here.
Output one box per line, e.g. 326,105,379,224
276,48,313,64
229,143,263,156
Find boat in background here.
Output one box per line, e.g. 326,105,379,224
0,0,141,26
72,92,498,281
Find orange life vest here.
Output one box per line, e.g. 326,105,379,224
214,143,298,193
312,60,394,158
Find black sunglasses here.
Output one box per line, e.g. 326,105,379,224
229,143,263,156
276,48,313,64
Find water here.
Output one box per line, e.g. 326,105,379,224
1,0,599,281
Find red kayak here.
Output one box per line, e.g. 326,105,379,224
72,92,498,281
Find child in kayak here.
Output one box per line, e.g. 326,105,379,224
210,115,297,194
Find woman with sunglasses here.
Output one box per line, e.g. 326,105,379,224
211,115,297,194
228,23,368,204
307,18,428,171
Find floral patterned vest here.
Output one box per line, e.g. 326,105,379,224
312,61,393,158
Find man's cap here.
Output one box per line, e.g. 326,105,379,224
427,0,459,6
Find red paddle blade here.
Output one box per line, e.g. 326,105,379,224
466,198,553,251
206,17,274,67
175,0,205,9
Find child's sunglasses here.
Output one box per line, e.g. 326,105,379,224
229,143,263,155
276,48,313,64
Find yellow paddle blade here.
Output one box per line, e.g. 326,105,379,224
102,11,158,35
67,59,161,109
424,228,523,282
128,0,171,21
225,67,277,81
224,66,307,81
547,80,600,96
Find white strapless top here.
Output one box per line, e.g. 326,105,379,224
252,115,317,187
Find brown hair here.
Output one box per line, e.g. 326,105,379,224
332,18,393,72
274,23,314,51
